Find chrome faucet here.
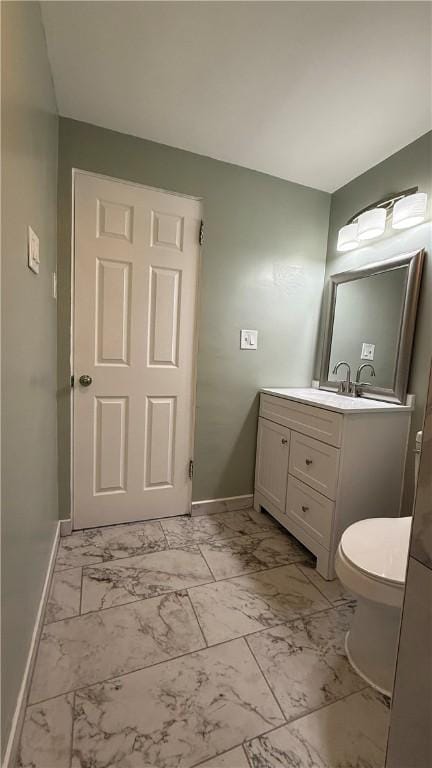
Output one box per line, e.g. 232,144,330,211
352,363,376,396
355,363,376,383
332,361,353,395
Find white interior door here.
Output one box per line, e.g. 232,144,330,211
73,172,201,529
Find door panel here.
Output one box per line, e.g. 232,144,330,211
144,396,176,489
148,267,181,367
94,397,128,494
73,173,201,528
96,259,131,365
254,417,290,512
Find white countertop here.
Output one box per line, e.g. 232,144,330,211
261,387,413,414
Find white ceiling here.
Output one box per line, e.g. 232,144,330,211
41,1,431,192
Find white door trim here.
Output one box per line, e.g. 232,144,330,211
70,169,202,529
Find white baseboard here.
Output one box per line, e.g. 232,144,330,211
2,522,60,768
191,494,253,517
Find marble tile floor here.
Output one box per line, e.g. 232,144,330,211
18,508,390,768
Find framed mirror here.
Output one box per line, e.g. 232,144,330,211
320,249,425,404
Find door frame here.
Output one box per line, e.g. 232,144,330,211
70,168,203,529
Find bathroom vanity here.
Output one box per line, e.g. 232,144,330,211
253,387,412,579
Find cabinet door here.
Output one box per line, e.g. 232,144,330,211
255,417,290,512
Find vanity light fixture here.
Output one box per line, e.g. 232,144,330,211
337,222,359,252
357,207,386,241
392,192,428,229
336,186,427,252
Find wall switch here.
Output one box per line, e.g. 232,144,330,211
361,342,375,361
28,226,40,274
240,329,258,350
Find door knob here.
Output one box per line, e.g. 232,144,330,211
79,374,92,387
305,458,313,466
281,438,288,445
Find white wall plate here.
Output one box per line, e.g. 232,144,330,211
240,329,258,350
28,226,40,274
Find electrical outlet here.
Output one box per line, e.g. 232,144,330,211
361,342,375,361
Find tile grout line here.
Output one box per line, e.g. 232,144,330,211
54,542,169,573
198,553,315,583
244,635,289,722
242,684,377,760
69,691,76,768
291,562,334,608
78,567,84,616
54,512,299,571
195,541,218,582
247,623,372,730
243,742,253,768
27,602,339,709
190,741,255,768
42,558,324,626
185,592,209,648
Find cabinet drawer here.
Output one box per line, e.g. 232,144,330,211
285,475,334,548
289,432,340,500
259,394,342,447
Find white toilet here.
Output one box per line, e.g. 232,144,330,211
335,431,422,696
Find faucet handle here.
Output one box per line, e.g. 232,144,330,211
353,381,371,397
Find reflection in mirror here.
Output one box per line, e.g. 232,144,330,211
320,250,424,404
328,267,408,390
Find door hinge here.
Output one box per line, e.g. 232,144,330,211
71,375,75,388
188,459,194,480
199,220,204,246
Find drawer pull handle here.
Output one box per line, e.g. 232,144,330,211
301,505,309,513
305,458,313,466
281,438,288,445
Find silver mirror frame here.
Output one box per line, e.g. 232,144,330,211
319,249,425,404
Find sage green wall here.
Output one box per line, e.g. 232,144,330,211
57,118,330,514
320,131,432,513
1,1,58,753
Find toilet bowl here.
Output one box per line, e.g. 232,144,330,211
335,516,411,696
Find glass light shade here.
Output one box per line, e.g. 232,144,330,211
357,207,386,241
392,192,427,229
337,222,359,252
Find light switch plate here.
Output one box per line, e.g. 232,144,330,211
28,226,40,274
361,342,375,361
240,329,258,350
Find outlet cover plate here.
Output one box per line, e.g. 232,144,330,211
361,342,375,361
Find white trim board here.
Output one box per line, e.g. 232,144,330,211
59,518,72,537
191,494,253,517
2,523,60,768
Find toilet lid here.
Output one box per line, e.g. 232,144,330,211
339,517,412,584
